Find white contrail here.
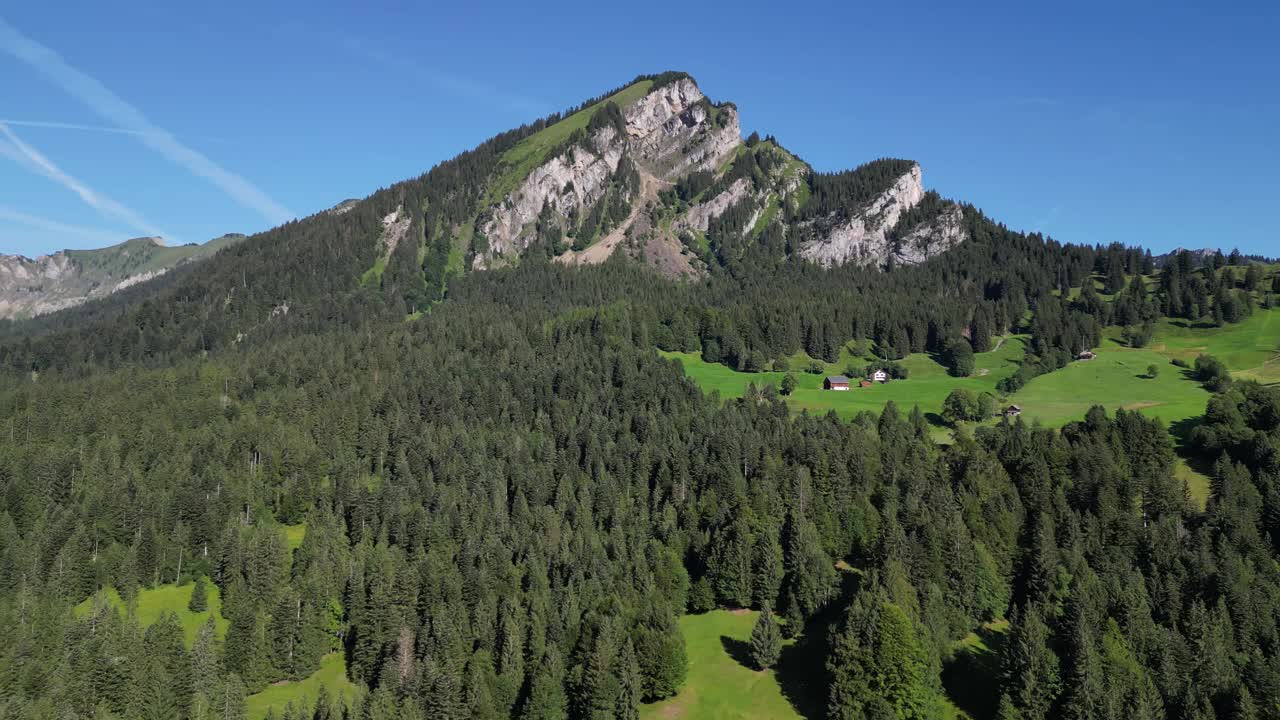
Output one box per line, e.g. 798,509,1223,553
0,16,295,226
0,119,145,136
0,123,170,240
0,205,123,249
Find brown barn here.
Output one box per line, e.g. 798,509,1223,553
824,375,851,391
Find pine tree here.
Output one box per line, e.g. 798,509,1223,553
749,608,782,670
617,639,643,720
191,617,223,703
635,606,686,701
221,674,247,720
463,650,499,720
1002,604,1061,720
189,575,209,612
519,650,567,720
129,650,178,720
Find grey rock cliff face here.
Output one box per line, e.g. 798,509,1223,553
798,164,925,268
0,235,242,319
0,252,83,318
622,77,740,179
476,77,741,268
896,203,967,265
681,177,752,233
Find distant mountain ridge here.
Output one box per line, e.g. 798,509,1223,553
0,233,244,319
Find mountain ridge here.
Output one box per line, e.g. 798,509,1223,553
0,72,1024,369
0,233,245,319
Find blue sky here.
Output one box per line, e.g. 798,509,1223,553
1,1,1276,257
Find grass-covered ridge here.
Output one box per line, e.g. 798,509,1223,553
486,79,656,205
66,234,243,278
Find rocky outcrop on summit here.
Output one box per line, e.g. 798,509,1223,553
622,77,740,179
476,77,740,268
797,164,926,268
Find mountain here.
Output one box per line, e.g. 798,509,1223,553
0,233,244,319
457,72,965,276
3,71,1280,720
0,72,977,370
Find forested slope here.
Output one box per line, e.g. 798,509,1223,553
2,72,1280,720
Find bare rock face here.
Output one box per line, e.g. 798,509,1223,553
798,164,925,268
478,128,626,266
681,177,752,233
476,77,741,268
895,203,967,264
0,235,242,319
622,77,740,179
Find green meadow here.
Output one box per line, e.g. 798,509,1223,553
662,307,1280,507
663,308,1280,430
283,522,307,553
639,610,814,720
73,581,229,646
660,335,1026,423
244,652,360,720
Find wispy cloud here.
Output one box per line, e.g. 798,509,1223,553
0,118,147,136
0,122,170,239
0,205,123,249
1033,204,1062,235
0,16,295,225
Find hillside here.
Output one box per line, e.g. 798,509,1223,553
3,72,1280,720
0,233,243,319
0,73,977,371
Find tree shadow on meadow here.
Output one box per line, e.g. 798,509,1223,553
719,635,755,669
774,622,829,720
719,622,828,720
941,623,1009,720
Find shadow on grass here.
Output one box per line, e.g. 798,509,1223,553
1168,415,1205,447
719,635,755,669
1168,319,1220,330
775,620,829,720
941,624,1009,720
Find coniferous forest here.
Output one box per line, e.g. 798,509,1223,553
2,74,1280,720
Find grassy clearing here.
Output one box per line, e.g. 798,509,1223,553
639,610,809,720
941,620,1010,720
283,523,307,553
1150,309,1280,383
1175,457,1212,509
1008,307,1280,430
244,653,360,720
664,307,1280,436
660,336,1025,430
74,581,229,646
358,256,386,288
1006,337,1211,429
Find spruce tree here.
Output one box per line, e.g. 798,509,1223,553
749,608,782,670
519,650,568,720
188,575,208,613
